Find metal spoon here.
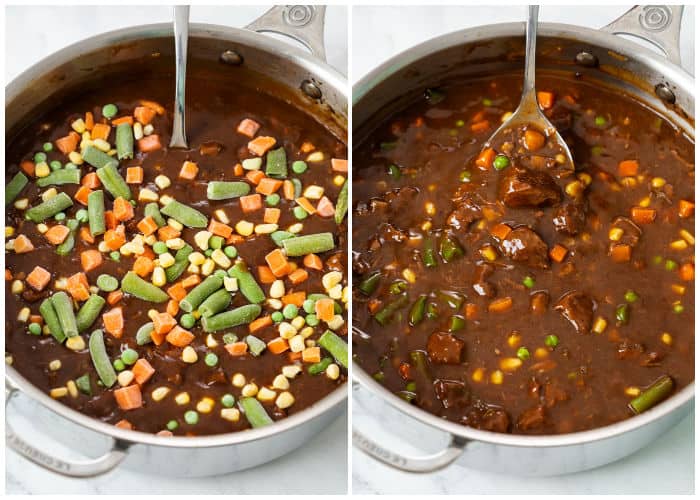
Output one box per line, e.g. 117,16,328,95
484,5,574,171
170,5,189,149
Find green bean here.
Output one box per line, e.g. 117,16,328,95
308,357,333,375
39,298,65,343
135,322,155,345
88,190,106,236
166,244,194,282
439,234,464,262
115,122,134,160
50,291,79,338
96,164,132,200
246,335,266,356
318,330,348,368
36,169,81,187
423,237,438,268
6,172,28,206
180,275,223,312
448,315,465,332
89,329,117,388
75,374,92,395
76,294,106,333
121,271,169,302
265,147,287,178
409,295,427,326
409,350,431,380
438,290,464,309
374,293,409,326
291,178,302,198
334,180,348,224
82,145,118,169
629,375,674,414
25,192,73,223
228,263,265,304
56,218,79,256
271,231,295,247
359,271,381,296
145,202,166,227
161,199,207,228
198,288,232,318
282,232,334,257
206,181,250,200
238,397,273,428
201,304,262,332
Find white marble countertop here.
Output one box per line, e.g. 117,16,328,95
5,5,347,495
351,5,694,495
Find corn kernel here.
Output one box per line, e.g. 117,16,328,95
269,280,285,299
290,316,306,331
235,221,254,237
651,177,666,188
11,280,24,294
333,175,346,187
257,387,277,402
68,151,84,165
242,158,262,170
421,221,432,231
507,333,521,348
175,392,190,405
679,229,695,246
214,209,229,224
5,226,15,238
49,359,62,371
151,386,171,401
167,218,184,232
165,238,185,250
272,374,290,390
148,309,159,320
671,284,686,295
159,194,174,206
499,357,522,371
577,173,592,186
327,315,344,331
152,266,166,287
155,175,171,189
66,335,86,351
42,187,58,201
288,223,304,234
282,365,302,379
670,239,688,251
50,387,68,399
232,373,246,387
625,387,641,397
71,118,86,133
534,347,549,359
66,380,78,398
143,124,154,136
17,307,30,322
490,370,504,385
608,227,624,241
206,334,218,348
220,408,240,422
303,185,325,200
300,326,314,339
133,122,144,140
255,223,278,235
35,162,50,178
241,383,259,397
197,397,215,413
188,251,206,266
565,180,584,197
472,368,485,382
118,370,135,387
93,138,111,152
278,322,297,340
201,259,215,276
158,253,176,268
620,177,637,188
13,198,29,210
480,245,498,262
211,249,231,268
661,332,673,345
402,268,416,284
289,335,305,352
223,277,238,292
424,202,436,216
182,346,198,363
592,316,607,334
638,196,651,208
307,151,325,162
326,364,340,380
275,391,295,409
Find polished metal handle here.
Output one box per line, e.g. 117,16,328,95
602,5,683,65
246,5,327,61
170,5,189,148
6,384,129,477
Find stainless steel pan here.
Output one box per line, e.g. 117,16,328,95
352,5,694,476
5,5,347,478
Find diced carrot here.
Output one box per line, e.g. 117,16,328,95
288,268,309,285
465,303,478,320
139,99,165,115
156,430,173,437
166,326,194,347
157,225,181,241
302,347,321,363
166,282,187,301
29,315,43,325
549,244,569,263
610,244,631,262
282,291,306,307
233,163,244,176
488,296,513,313
225,342,248,356
283,180,295,200
314,298,335,322
296,197,316,215
81,249,103,272
248,136,276,156
475,147,496,169
490,223,512,240
113,197,134,221
167,299,179,317
137,216,158,236
66,272,90,301
258,266,276,284
20,160,35,177
84,111,95,131
111,116,134,126
79,226,95,244
74,185,92,206
240,194,263,213
245,170,265,185
6,269,12,281
104,210,117,230
630,207,656,224
303,253,323,271
471,120,490,133
91,123,111,141
150,330,166,346
13,234,34,254
263,208,281,224
114,384,142,411
82,172,100,189
227,234,245,245
107,290,123,305
153,312,177,335
265,248,290,277
249,316,273,333
115,419,133,430
132,359,155,385
208,220,233,238
300,141,315,153
537,91,555,110
55,132,80,155
126,166,144,184
26,266,51,291
267,337,290,354
138,135,162,153
179,160,199,180
134,106,157,125
237,118,261,138
331,158,348,172
104,225,126,250
180,274,201,289
618,160,639,177
679,200,694,218
255,177,283,195
102,307,124,337
679,262,694,281
133,256,155,278
316,196,335,217
523,129,545,151
288,351,302,362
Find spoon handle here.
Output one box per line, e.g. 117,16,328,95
170,5,190,148
521,5,539,101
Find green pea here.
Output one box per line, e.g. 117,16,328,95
102,104,118,119
204,249,213,257
459,170,472,182
109,251,121,262
65,162,78,170
387,164,401,180
522,276,535,289
221,394,235,408
665,259,678,271
448,129,458,136
42,142,54,152
184,410,199,425
222,333,237,344
303,299,315,314
594,115,607,127
283,304,299,320
28,323,42,335
293,206,308,220
266,193,281,206
54,212,66,221
493,155,510,170
180,313,195,329
34,152,47,163
305,314,319,327
673,303,684,314
166,420,179,431
224,246,238,258
153,242,168,254
482,98,493,107
76,209,89,222
113,359,125,371
652,255,663,266
516,347,531,360
624,290,639,303
406,381,417,392
50,160,63,171
545,334,559,347
97,274,119,292
455,119,465,127
591,145,604,156
204,353,218,367
121,348,138,365
209,235,224,249
271,311,284,323
615,304,630,324
292,160,308,174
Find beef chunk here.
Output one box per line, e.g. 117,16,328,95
500,226,550,269
446,191,483,231
433,379,469,409
553,202,587,235
555,291,595,334
461,403,510,433
427,332,464,364
499,168,561,207
517,406,546,431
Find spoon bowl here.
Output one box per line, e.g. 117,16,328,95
170,5,190,149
